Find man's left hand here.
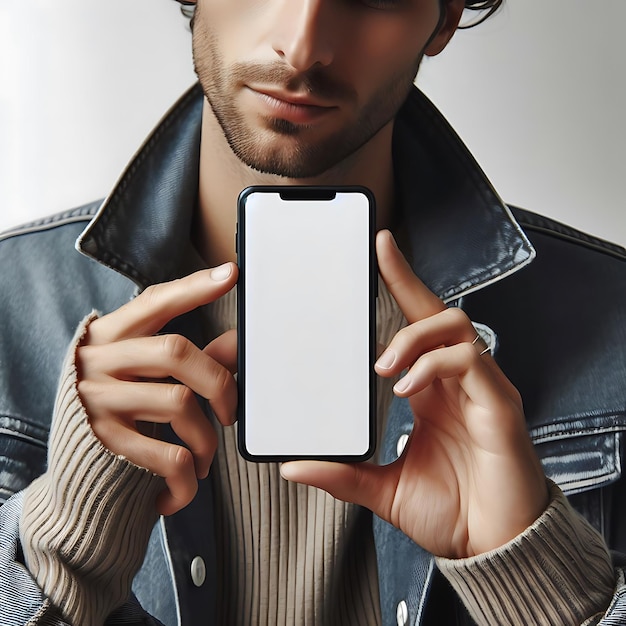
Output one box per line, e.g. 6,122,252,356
280,230,549,559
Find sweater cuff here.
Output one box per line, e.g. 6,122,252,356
436,480,615,625
20,313,164,626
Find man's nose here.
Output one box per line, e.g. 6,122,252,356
272,0,335,72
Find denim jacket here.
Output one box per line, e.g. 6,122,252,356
1,84,625,625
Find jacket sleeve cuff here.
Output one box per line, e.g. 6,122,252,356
20,312,164,626
435,480,615,625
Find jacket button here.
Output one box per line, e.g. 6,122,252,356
191,556,206,587
396,433,409,458
396,599,408,626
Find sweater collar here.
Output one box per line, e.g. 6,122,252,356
77,83,534,299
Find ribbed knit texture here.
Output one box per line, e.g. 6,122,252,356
205,282,406,625
20,313,164,626
436,480,615,625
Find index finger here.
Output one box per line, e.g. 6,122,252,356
87,263,238,345
376,230,445,323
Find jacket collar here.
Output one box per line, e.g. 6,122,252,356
77,83,534,300
393,89,534,301
78,84,205,288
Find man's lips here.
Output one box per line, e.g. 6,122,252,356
246,86,337,125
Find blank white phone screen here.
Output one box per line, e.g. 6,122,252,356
241,191,373,458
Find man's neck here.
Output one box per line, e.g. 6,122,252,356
194,99,396,268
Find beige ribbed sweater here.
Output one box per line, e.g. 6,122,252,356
204,285,404,626
19,287,615,626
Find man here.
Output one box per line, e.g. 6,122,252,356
1,0,625,624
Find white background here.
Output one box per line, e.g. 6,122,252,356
1,1,624,244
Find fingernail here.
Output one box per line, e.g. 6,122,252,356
376,349,396,370
280,463,295,481
393,376,410,394
210,263,232,281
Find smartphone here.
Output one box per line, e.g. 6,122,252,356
236,186,376,462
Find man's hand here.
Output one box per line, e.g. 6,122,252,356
76,263,239,516
280,231,548,558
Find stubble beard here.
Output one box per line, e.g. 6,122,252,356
192,16,422,179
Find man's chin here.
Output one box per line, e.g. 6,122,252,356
239,156,332,180
229,140,338,180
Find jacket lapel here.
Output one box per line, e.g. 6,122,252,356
77,84,205,289
393,89,534,302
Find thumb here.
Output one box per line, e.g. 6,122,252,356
203,328,238,374
376,229,445,324
280,460,396,519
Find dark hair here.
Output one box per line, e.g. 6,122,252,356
462,0,503,27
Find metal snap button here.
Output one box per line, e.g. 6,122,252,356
396,599,408,626
396,433,409,458
190,556,206,587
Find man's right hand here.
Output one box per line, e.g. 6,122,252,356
76,263,239,516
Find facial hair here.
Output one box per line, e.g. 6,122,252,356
192,7,422,179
